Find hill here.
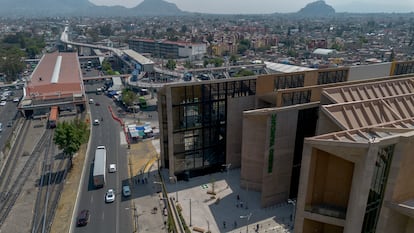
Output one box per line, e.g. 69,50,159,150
0,0,186,17
297,0,336,16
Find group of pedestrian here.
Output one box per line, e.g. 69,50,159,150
137,177,148,184
235,194,244,208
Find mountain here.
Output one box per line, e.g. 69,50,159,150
0,0,186,17
297,0,336,17
131,0,185,16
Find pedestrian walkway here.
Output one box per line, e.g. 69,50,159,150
160,168,294,233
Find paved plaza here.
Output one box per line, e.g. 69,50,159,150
160,168,294,233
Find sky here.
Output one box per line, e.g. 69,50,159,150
88,0,414,14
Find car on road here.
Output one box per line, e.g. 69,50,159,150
76,209,90,227
89,98,94,104
7,121,12,127
95,102,100,106
0,101,6,106
105,189,115,203
108,164,116,173
13,97,20,102
93,119,100,125
122,185,131,197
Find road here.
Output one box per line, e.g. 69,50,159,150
74,85,132,233
0,90,22,148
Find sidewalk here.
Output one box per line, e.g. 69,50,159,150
160,168,294,233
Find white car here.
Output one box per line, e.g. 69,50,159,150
109,164,117,173
105,189,115,203
122,185,131,197
93,119,100,125
0,101,6,106
13,97,20,102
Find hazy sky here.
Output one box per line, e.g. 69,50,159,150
89,0,414,14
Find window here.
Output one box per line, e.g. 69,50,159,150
317,70,347,85
361,145,394,233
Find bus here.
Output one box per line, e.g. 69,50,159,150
93,146,106,188
48,106,59,128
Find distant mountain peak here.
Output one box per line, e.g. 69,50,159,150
132,0,184,16
297,0,336,16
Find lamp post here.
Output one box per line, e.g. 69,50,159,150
240,213,252,233
169,176,178,202
189,198,192,227
221,163,231,188
288,199,296,229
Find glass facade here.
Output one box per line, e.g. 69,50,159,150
317,69,348,85
281,90,312,106
274,73,305,90
361,145,395,233
393,61,414,75
170,79,256,178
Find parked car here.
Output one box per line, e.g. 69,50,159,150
76,209,90,226
105,189,115,203
122,185,131,197
0,101,6,106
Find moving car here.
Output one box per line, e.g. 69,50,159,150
108,164,116,173
93,119,100,125
0,101,6,106
76,209,90,226
89,98,94,104
13,97,20,102
105,189,115,203
122,185,131,197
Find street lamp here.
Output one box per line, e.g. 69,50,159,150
169,176,178,202
221,163,231,188
288,199,296,229
240,213,252,233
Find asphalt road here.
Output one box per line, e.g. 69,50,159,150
74,85,132,233
0,90,23,148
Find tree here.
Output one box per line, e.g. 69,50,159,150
121,89,138,107
54,118,89,157
166,59,176,70
99,24,112,37
234,69,255,77
0,47,25,81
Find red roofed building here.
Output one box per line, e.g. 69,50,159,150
19,52,86,118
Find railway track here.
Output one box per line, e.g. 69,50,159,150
31,129,70,233
0,125,51,226
0,119,31,194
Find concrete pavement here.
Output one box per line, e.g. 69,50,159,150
160,168,294,233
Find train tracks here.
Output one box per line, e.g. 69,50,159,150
0,120,70,233
31,129,70,233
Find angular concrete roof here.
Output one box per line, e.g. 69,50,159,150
322,94,414,130
323,77,414,103
310,118,414,144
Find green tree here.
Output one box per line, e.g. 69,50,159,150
237,39,251,54
234,69,255,77
229,54,238,65
166,59,176,70
0,47,25,81
99,24,112,37
54,118,89,157
121,89,138,107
